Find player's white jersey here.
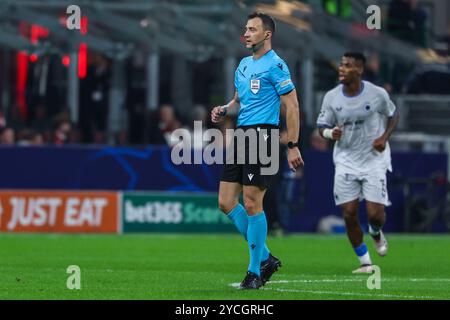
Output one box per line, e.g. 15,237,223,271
316,81,397,175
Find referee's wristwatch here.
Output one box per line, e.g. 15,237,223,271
287,141,299,149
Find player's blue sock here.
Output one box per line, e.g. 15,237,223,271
354,243,372,265
354,243,368,256
227,204,270,261
246,212,268,276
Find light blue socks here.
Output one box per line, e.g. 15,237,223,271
227,204,270,271
246,212,268,275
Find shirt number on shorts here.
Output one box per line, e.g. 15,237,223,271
380,179,386,198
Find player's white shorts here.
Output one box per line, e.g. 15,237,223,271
333,169,391,206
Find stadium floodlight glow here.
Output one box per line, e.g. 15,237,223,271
78,43,87,79
30,24,49,44
80,16,88,35
29,54,38,62
140,19,149,28
62,55,70,67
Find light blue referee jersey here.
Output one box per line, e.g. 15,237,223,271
235,49,295,127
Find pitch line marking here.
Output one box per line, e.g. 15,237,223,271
229,278,448,299
230,277,450,287
272,278,450,283
262,287,435,299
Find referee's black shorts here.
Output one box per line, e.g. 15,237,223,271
220,124,279,189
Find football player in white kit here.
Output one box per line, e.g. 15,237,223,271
316,53,399,273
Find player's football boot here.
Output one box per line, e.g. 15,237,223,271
239,271,263,290
260,253,282,285
371,230,388,257
352,264,373,274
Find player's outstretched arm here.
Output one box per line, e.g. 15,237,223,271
281,89,304,171
211,91,240,123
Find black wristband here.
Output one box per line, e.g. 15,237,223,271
287,141,299,149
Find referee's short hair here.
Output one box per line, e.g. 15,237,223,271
248,12,276,34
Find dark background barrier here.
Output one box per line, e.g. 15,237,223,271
0,145,447,233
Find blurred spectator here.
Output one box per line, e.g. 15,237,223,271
157,104,181,146
387,0,428,92
91,56,110,138
115,130,128,146
383,83,394,95
55,106,71,123
29,131,44,145
190,104,208,126
404,63,450,94
80,53,110,143
388,0,412,39
53,120,72,145
403,21,450,95
269,107,308,235
17,128,32,146
409,0,427,47
31,104,51,142
265,129,286,236
16,129,44,146
188,104,213,148
309,128,330,151
363,53,385,88
0,127,15,145
93,131,107,145
70,127,82,144
0,110,6,128
128,103,146,145
388,0,427,47
7,105,25,133
435,23,450,57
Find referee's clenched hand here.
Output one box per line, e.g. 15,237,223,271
288,147,304,172
211,106,226,123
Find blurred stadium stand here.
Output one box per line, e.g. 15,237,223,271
0,0,448,140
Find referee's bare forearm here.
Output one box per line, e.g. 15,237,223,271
226,91,240,111
282,89,300,143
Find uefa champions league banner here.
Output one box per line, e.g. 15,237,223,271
0,191,119,233
0,145,221,192
0,146,447,233
121,192,234,233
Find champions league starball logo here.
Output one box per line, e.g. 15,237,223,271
169,121,280,176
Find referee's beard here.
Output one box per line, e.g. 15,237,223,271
247,39,265,53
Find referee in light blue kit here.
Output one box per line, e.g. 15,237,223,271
211,12,304,289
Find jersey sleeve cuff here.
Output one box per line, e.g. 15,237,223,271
317,123,333,129
278,83,295,96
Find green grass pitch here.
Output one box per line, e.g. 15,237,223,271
1,233,449,300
